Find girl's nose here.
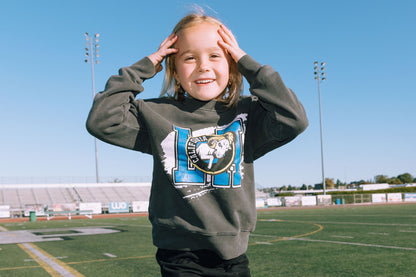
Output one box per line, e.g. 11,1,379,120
198,59,210,72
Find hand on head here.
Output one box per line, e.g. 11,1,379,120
149,24,246,74
217,25,246,63
148,33,178,73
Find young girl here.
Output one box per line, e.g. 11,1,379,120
87,12,308,277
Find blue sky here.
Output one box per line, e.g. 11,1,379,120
1,0,415,187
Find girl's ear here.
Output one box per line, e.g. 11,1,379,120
173,72,180,83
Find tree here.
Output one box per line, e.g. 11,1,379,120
336,179,346,188
326,178,335,189
300,184,307,190
375,175,389,183
397,173,413,184
389,177,402,184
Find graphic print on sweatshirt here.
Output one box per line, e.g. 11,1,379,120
161,114,247,199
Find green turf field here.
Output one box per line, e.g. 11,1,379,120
1,204,415,276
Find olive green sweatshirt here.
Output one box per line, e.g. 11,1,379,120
86,55,308,259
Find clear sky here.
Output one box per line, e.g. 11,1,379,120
1,0,415,187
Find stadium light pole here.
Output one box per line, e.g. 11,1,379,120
314,61,326,194
85,32,100,183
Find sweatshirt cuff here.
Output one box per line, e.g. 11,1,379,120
129,56,157,80
237,55,262,83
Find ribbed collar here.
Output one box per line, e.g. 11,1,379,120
181,96,229,113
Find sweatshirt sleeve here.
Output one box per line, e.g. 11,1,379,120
237,55,309,160
85,57,156,153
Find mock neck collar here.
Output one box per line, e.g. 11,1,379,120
182,96,228,112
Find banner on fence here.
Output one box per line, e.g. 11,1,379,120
404,193,416,202
79,202,102,214
24,204,46,216
267,197,283,207
109,202,130,213
0,205,10,218
387,193,402,202
301,196,317,206
317,195,332,205
132,201,149,212
284,196,301,207
256,198,265,208
372,193,386,203
53,203,77,212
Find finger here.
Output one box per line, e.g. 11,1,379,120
163,47,178,56
217,40,231,56
219,25,237,44
159,33,177,49
160,33,175,45
218,39,246,62
218,31,236,51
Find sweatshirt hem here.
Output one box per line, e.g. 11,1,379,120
153,226,250,260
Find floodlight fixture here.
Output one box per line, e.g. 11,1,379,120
313,60,327,194
84,32,101,183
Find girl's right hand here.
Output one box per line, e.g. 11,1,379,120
148,33,178,73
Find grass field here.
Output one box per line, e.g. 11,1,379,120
1,203,416,276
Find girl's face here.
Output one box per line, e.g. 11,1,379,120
174,22,230,101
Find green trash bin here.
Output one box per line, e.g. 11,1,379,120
29,211,36,222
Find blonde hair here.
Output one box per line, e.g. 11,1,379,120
160,12,243,107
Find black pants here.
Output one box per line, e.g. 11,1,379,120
156,249,251,277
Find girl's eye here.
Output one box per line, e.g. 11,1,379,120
184,56,195,61
211,54,221,58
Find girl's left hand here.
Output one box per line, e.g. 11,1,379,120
217,25,246,62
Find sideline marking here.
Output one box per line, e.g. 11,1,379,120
18,243,65,277
18,243,85,277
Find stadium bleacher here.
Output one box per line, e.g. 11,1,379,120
0,183,152,211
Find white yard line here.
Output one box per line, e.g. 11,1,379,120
289,237,416,251
291,220,416,227
368,232,389,236
250,234,278,238
331,235,354,239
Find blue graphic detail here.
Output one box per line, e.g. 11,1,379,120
214,121,242,187
174,127,204,184
173,120,243,188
